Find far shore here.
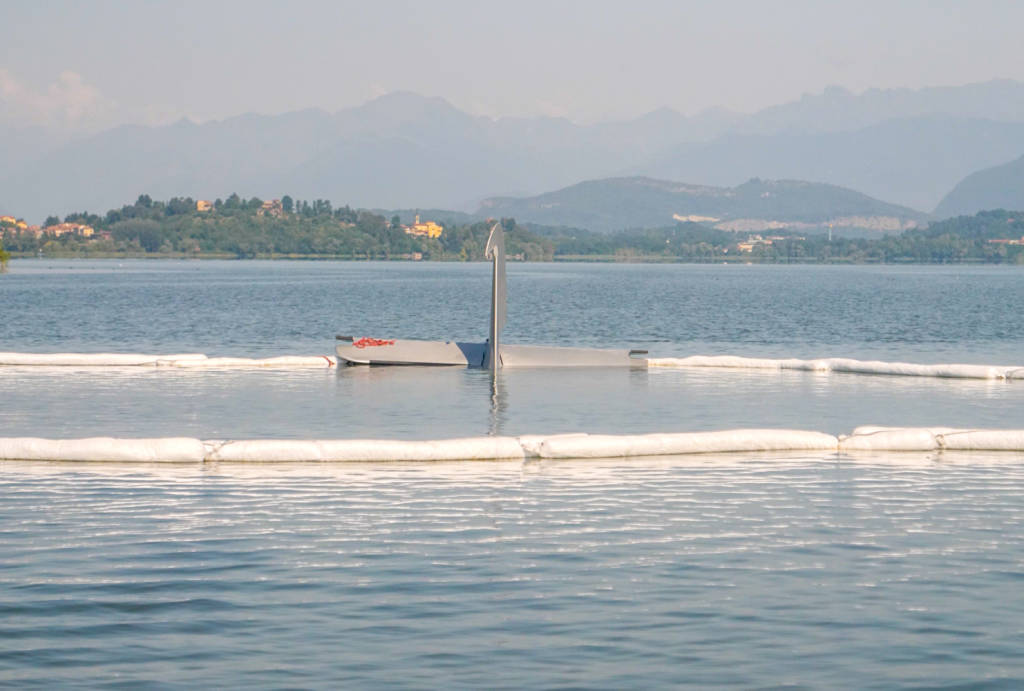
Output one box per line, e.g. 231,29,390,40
5,251,1021,265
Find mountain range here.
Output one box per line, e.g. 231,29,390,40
3,80,1024,225
633,117,1024,212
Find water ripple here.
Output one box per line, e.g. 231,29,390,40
2,459,1024,687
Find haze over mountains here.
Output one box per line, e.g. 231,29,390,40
3,80,1024,228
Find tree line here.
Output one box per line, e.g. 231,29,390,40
2,196,1022,264
537,210,1024,263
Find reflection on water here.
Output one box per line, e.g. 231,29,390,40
489,371,507,437
1,364,1021,439
2,457,1024,687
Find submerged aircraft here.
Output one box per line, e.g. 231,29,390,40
335,222,648,369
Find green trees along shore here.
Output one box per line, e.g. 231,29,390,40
1,195,1022,264
0,195,553,262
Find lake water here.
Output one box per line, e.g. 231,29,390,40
2,259,1024,687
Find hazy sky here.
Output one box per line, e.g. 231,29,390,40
2,0,1023,130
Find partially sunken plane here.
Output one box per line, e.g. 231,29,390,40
334,222,647,369
333,338,645,368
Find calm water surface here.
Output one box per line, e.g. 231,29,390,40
2,260,1023,687
3,459,1024,688
2,259,1023,361
1,259,1022,438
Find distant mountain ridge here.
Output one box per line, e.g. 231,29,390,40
479,177,925,234
735,79,1024,135
3,80,1024,223
636,117,1024,212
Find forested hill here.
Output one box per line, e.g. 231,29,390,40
934,154,1024,218
910,209,1024,240
0,195,555,261
479,177,926,233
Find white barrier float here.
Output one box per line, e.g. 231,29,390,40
2,428,1024,463
536,429,840,459
205,437,526,462
156,355,335,368
649,355,1024,380
939,430,1024,451
0,352,208,366
838,427,958,452
0,437,206,463
838,427,1024,452
0,353,335,368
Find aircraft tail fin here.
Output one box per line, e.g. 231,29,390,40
485,222,506,370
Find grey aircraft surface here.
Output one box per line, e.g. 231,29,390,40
335,222,648,369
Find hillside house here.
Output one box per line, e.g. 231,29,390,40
404,214,443,239
43,222,95,237
737,235,771,252
257,199,284,218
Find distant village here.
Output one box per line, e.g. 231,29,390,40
0,215,108,240
0,202,446,241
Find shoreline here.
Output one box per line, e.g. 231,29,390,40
6,252,1020,265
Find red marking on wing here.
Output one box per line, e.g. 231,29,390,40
352,337,396,349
